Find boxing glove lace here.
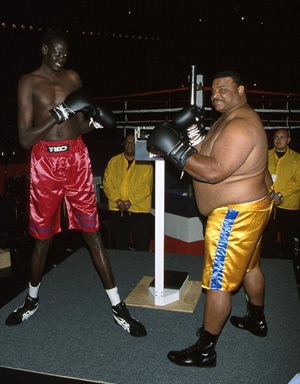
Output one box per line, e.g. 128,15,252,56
173,105,205,146
87,104,116,129
49,88,93,124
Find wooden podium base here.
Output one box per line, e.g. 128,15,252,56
125,276,202,313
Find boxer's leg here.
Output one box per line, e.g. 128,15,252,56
5,237,53,326
230,267,267,337
203,290,231,334
31,237,53,287
243,266,265,306
83,230,147,337
167,290,229,367
82,230,116,289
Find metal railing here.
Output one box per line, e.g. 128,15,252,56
104,84,300,132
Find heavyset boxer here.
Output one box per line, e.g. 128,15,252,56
148,70,274,367
5,30,147,337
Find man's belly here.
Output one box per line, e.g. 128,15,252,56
43,120,80,142
193,178,268,216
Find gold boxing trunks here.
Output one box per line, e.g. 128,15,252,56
202,191,273,291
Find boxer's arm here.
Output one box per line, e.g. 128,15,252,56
18,75,57,150
65,72,93,135
264,167,273,190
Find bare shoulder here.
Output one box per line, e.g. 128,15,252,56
64,69,82,85
21,68,81,86
18,69,44,88
17,73,38,96
18,73,34,86
223,105,264,136
209,105,266,160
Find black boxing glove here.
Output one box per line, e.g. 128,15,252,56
87,104,116,129
147,121,196,171
173,105,205,146
49,88,93,124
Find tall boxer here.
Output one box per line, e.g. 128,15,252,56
5,30,146,338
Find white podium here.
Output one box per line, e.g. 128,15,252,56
147,159,189,306
134,68,204,306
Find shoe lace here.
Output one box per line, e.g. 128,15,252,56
113,303,130,319
179,342,200,356
176,328,204,355
120,303,130,316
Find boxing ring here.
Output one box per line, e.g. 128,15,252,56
94,74,300,133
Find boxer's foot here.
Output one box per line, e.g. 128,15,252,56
167,327,218,367
112,302,147,337
230,300,267,337
5,294,39,326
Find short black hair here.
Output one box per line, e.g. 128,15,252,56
125,130,135,138
42,30,68,47
214,70,244,87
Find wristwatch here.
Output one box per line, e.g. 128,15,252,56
277,192,283,199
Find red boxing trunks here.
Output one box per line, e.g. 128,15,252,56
30,136,99,239
202,191,273,291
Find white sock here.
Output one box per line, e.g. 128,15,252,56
29,282,40,299
106,286,121,307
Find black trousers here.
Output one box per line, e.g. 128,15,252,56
111,211,151,251
261,207,300,261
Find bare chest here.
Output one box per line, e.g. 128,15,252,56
32,75,77,112
200,120,225,156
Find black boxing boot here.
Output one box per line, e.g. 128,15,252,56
167,326,219,367
230,299,267,337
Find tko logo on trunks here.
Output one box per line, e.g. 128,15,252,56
47,144,70,153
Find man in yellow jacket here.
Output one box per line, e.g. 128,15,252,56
262,129,300,269
103,134,153,251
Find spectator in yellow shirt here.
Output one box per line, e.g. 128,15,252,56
262,129,300,271
103,134,153,251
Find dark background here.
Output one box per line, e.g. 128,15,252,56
1,0,300,156
1,0,300,98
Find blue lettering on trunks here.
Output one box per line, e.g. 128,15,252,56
31,223,54,233
75,213,97,228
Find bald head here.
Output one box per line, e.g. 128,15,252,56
273,129,291,152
